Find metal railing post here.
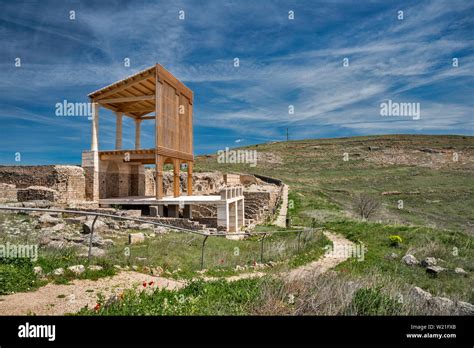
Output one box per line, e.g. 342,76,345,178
200,235,209,270
88,215,99,263
260,233,267,263
297,230,302,253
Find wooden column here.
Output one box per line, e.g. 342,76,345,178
134,118,141,150
187,161,193,196
155,67,163,200
91,102,99,151
155,155,163,199
173,159,180,198
115,111,122,150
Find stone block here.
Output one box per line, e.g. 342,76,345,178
17,186,58,202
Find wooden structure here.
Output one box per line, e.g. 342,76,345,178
83,64,194,201
81,64,245,233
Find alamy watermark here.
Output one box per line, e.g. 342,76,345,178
0,242,38,261
380,99,420,120
217,147,257,167
323,243,366,262
55,100,93,119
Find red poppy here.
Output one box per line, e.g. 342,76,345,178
142,281,147,287
94,303,101,311
148,281,154,286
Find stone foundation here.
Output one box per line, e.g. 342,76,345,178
0,183,17,203
144,169,225,196
17,186,59,202
0,164,284,230
0,165,85,204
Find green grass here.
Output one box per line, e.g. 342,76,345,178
346,287,401,315
0,238,117,293
105,228,329,278
195,134,474,233
286,231,332,268
325,219,473,302
194,134,474,305
76,277,271,315
0,258,43,295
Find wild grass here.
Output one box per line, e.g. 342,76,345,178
324,219,473,302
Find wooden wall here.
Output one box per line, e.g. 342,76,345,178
156,66,193,158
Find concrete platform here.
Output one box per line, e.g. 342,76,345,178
99,195,221,206
99,186,245,232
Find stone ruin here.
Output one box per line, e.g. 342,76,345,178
0,165,85,204
0,165,283,230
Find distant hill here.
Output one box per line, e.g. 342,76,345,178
196,134,474,234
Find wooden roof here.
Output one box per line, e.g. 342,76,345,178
88,64,193,119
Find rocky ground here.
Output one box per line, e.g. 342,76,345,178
0,210,170,259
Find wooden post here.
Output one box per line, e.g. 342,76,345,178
115,111,122,150
155,155,163,199
155,66,162,150
135,118,141,150
91,102,99,151
173,159,180,198
155,66,162,200
187,161,193,196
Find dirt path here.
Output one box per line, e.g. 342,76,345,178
274,185,289,227
0,272,184,315
285,231,354,281
0,231,353,315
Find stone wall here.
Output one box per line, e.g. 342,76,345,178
192,204,217,218
0,165,85,204
17,186,58,202
224,173,241,185
144,169,225,196
98,160,145,199
0,183,17,203
243,184,282,223
192,182,282,225
0,165,283,228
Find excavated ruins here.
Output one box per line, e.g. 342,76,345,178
0,165,283,232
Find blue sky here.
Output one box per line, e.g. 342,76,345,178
0,0,473,165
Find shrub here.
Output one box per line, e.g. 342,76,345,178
354,194,380,219
388,235,403,247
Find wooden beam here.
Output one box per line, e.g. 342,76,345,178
98,95,155,104
120,106,155,113
93,72,155,101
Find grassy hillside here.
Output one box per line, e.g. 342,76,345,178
195,134,474,234
194,135,474,303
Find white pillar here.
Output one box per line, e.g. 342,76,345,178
115,112,123,150
91,102,99,151
135,118,141,150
